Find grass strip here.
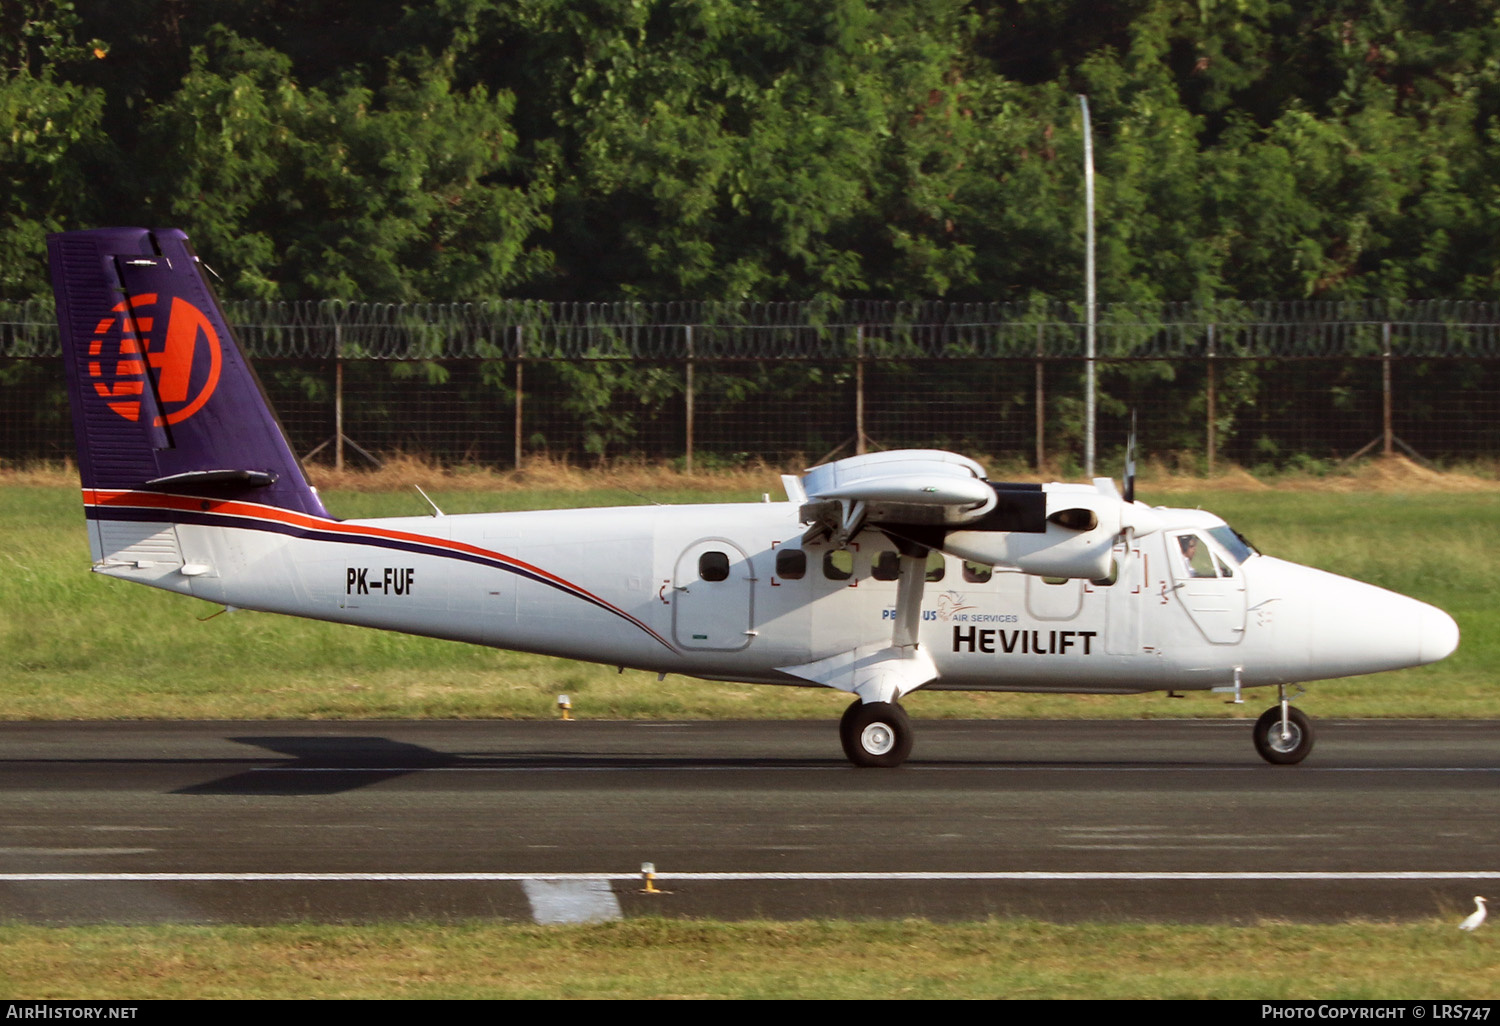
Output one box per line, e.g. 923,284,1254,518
1,918,1497,999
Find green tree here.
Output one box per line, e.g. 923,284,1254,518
466,0,988,300
139,29,553,300
0,0,108,299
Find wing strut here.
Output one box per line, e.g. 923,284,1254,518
775,536,938,704
889,546,928,651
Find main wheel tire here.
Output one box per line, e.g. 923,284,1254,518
839,700,913,768
1253,705,1315,765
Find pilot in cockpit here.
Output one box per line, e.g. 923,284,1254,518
1178,534,1214,578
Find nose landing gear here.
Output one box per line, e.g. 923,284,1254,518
1253,684,1315,765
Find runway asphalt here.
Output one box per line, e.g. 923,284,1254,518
1,718,1495,925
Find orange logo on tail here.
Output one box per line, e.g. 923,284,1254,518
87,293,223,425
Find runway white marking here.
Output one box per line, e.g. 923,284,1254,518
521,878,622,924
0,848,154,856
3,871,1498,882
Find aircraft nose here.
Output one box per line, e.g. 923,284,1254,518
1293,563,1461,676
1419,603,1460,665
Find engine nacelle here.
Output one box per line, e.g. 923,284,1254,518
793,450,1162,579
944,524,1114,580
940,484,1163,580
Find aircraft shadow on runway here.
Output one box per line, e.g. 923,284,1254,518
172,735,848,795
172,736,461,795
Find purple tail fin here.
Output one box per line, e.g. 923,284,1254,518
49,227,329,518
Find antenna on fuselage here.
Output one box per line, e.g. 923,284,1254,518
413,484,445,517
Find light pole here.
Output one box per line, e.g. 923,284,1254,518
1079,94,1096,478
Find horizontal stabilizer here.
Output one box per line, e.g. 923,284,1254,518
145,469,278,488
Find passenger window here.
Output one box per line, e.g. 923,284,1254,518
862,549,946,582
698,551,730,582
776,548,806,580
962,561,993,584
823,550,853,581
925,550,945,583
1041,576,1068,586
1091,560,1119,587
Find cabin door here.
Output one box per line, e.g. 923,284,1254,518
672,538,755,650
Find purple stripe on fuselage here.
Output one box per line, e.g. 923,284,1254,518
86,504,676,651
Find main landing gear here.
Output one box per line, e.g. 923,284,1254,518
836,690,1316,768
1252,684,1315,765
840,699,913,768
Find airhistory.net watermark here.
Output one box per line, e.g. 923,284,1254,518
5,1008,137,1020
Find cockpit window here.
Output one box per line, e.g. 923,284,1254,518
1176,533,1218,578
1208,526,1257,564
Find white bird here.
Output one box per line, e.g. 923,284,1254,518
1459,896,1487,931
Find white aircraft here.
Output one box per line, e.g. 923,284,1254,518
47,227,1460,767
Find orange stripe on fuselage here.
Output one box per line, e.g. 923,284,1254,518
84,490,581,590
81,489,671,646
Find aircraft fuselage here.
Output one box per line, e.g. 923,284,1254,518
88,494,1455,699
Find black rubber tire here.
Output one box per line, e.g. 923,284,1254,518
1253,705,1315,765
839,699,913,768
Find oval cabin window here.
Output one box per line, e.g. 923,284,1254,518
776,548,806,580
698,551,730,582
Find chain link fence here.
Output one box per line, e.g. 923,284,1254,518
6,298,1500,471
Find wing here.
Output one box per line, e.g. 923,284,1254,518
797,450,1162,581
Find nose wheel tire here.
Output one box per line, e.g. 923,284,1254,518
840,700,913,768
1253,705,1315,765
